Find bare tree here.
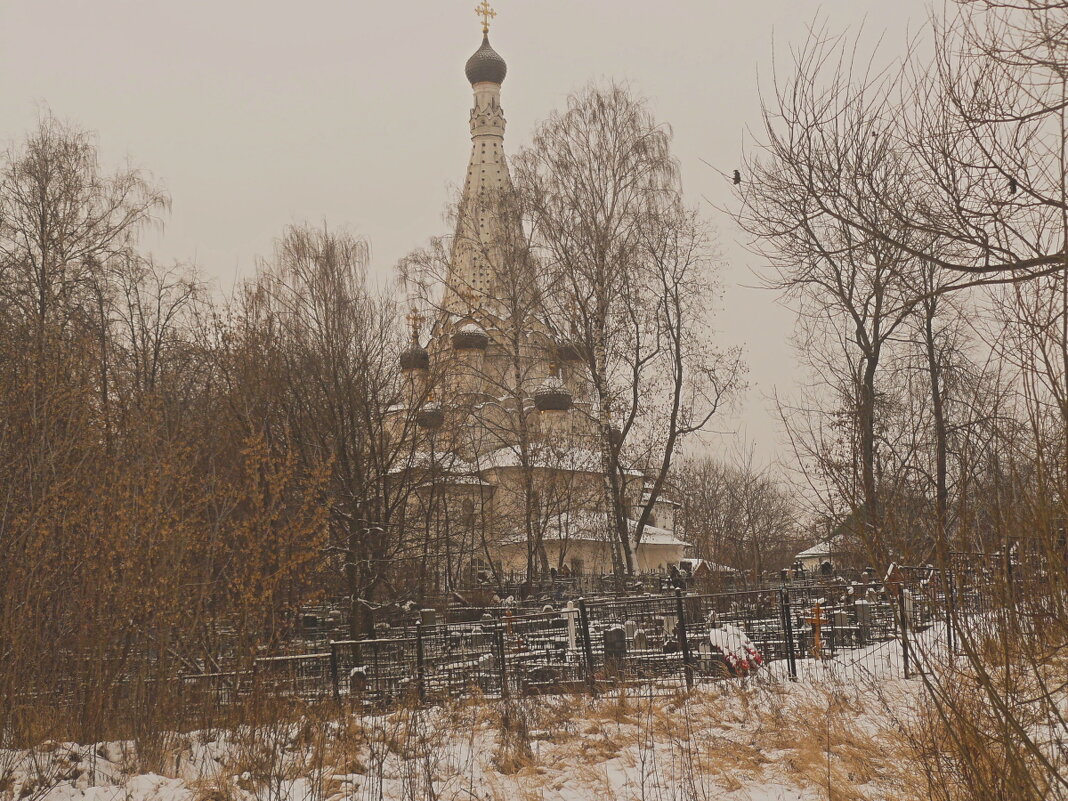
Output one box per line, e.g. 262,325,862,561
515,83,743,575
736,32,933,562
0,113,168,352
240,224,427,629
673,452,799,575
736,10,1068,796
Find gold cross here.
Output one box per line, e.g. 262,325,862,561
406,307,424,343
475,0,496,33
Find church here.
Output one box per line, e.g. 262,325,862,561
391,6,689,589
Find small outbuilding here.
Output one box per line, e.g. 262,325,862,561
794,537,848,573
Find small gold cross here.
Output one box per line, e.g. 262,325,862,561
475,0,496,34
406,307,424,342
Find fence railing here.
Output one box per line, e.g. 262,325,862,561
175,564,1056,711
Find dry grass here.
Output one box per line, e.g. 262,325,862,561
2,649,1063,801
491,699,535,774
188,776,239,801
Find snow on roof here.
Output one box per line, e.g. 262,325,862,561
386,452,480,476
679,557,738,574
795,537,845,559
389,446,645,480
498,510,690,549
416,475,494,488
480,445,604,472
640,493,681,508
480,446,646,476
638,524,690,547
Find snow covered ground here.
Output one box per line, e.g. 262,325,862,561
0,675,921,801
4,622,1056,801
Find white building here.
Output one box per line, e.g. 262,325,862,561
495,511,690,576
391,15,690,586
794,537,847,572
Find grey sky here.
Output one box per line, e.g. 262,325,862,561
0,0,930,464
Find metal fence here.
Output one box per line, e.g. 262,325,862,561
176,564,1033,711
173,548,1068,714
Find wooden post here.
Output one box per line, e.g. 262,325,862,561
328,641,340,705
495,626,509,699
578,599,597,694
674,589,694,689
781,589,797,680
898,586,912,679
415,625,427,703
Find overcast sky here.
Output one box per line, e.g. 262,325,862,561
0,0,931,465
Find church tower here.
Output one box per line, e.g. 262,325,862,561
445,33,508,313
419,6,563,429
392,5,689,588
443,11,520,318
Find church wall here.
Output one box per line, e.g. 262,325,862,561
482,464,605,541
496,539,687,576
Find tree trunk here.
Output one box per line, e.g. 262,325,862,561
923,300,950,559
859,354,883,563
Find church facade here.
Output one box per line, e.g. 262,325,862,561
392,21,688,588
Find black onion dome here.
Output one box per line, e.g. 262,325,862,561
555,340,585,363
400,345,430,372
607,425,623,447
452,322,489,351
465,34,507,85
535,377,573,413
417,402,445,430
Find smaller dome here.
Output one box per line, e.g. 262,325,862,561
465,34,507,85
607,425,623,447
555,341,585,363
452,322,489,351
535,377,573,413
417,401,445,430
400,346,430,373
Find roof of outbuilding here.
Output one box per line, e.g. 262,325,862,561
795,537,846,559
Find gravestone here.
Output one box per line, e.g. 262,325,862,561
563,601,579,651
855,599,872,644
473,624,493,649
697,639,712,670
624,620,638,642
349,666,367,695
662,613,677,637
902,589,915,625
633,628,648,651
604,626,627,676
477,652,498,692
832,609,850,645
